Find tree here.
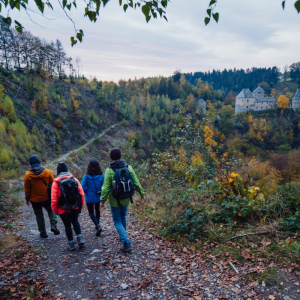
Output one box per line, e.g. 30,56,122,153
0,16,12,69
276,95,290,109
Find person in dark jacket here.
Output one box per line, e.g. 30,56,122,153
81,160,104,236
24,155,60,238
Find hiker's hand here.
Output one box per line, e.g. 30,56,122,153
26,200,30,206
100,202,105,208
141,196,146,203
55,212,59,216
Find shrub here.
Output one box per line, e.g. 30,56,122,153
45,111,52,121
55,118,63,128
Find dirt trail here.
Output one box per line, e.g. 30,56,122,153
17,191,300,300
45,123,120,168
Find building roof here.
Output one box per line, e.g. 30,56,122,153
255,96,276,103
236,88,255,99
198,99,206,104
293,89,300,100
253,86,265,94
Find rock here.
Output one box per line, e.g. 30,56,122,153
262,281,266,287
91,249,101,254
120,283,128,290
0,221,5,225
84,269,92,274
30,230,40,235
0,281,6,286
283,296,293,300
232,287,241,294
174,258,182,265
149,251,155,255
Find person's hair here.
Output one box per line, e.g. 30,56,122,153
87,160,103,176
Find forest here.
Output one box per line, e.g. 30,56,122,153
1,15,300,243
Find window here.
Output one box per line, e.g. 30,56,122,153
261,107,263,109
247,106,248,108
247,99,249,102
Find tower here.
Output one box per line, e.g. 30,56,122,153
253,86,265,98
235,89,256,114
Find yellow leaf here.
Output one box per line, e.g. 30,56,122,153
189,246,196,251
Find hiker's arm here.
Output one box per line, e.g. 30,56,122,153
81,175,88,194
77,181,85,208
24,173,31,204
130,167,145,197
100,170,111,203
49,171,55,184
51,181,59,214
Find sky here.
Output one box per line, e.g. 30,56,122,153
3,0,300,81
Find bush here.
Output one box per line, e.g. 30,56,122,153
45,111,52,121
55,118,63,128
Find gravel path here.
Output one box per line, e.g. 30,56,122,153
18,192,300,300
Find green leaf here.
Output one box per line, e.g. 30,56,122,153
163,15,168,22
142,4,150,17
282,1,285,9
204,17,210,25
62,0,67,8
209,0,217,6
76,32,82,42
129,0,133,8
34,0,44,12
15,20,23,32
70,36,77,46
295,0,300,13
161,0,167,8
207,8,211,16
146,15,151,22
79,29,84,36
66,3,71,10
72,1,76,7
213,12,219,22
119,0,122,5
2,16,12,25
102,0,109,6
123,4,128,11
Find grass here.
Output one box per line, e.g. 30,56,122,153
33,248,44,255
258,267,278,285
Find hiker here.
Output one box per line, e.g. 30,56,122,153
81,160,104,236
51,162,85,251
24,155,60,238
100,148,146,252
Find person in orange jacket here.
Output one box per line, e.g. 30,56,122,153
24,155,60,238
51,162,85,251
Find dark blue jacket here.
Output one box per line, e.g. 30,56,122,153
81,174,104,204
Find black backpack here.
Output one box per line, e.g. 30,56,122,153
111,164,134,207
58,177,82,211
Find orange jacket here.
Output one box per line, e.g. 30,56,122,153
24,168,54,203
51,174,85,215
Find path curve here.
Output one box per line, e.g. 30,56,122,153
45,123,120,168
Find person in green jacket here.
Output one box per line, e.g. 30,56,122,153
100,148,145,252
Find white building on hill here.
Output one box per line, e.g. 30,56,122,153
292,89,300,110
235,86,276,114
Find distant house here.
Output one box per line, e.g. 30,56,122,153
292,89,300,110
195,98,206,113
235,86,276,114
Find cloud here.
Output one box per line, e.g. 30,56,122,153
2,0,300,81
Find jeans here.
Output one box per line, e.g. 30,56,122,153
32,204,57,234
60,210,81,241
110,205,130,244
86,202,100,226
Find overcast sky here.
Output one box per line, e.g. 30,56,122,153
3,0,300,81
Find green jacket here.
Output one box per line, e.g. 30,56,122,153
100,164,144,207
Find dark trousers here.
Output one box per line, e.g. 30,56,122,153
60,210,81,241
86,202,100,226
32,200,57,234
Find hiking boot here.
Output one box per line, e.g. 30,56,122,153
50,226,60,235
77,235,84,248
68,241,76,251
96,225,102,237
120,242,132,252
40,232,48,238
